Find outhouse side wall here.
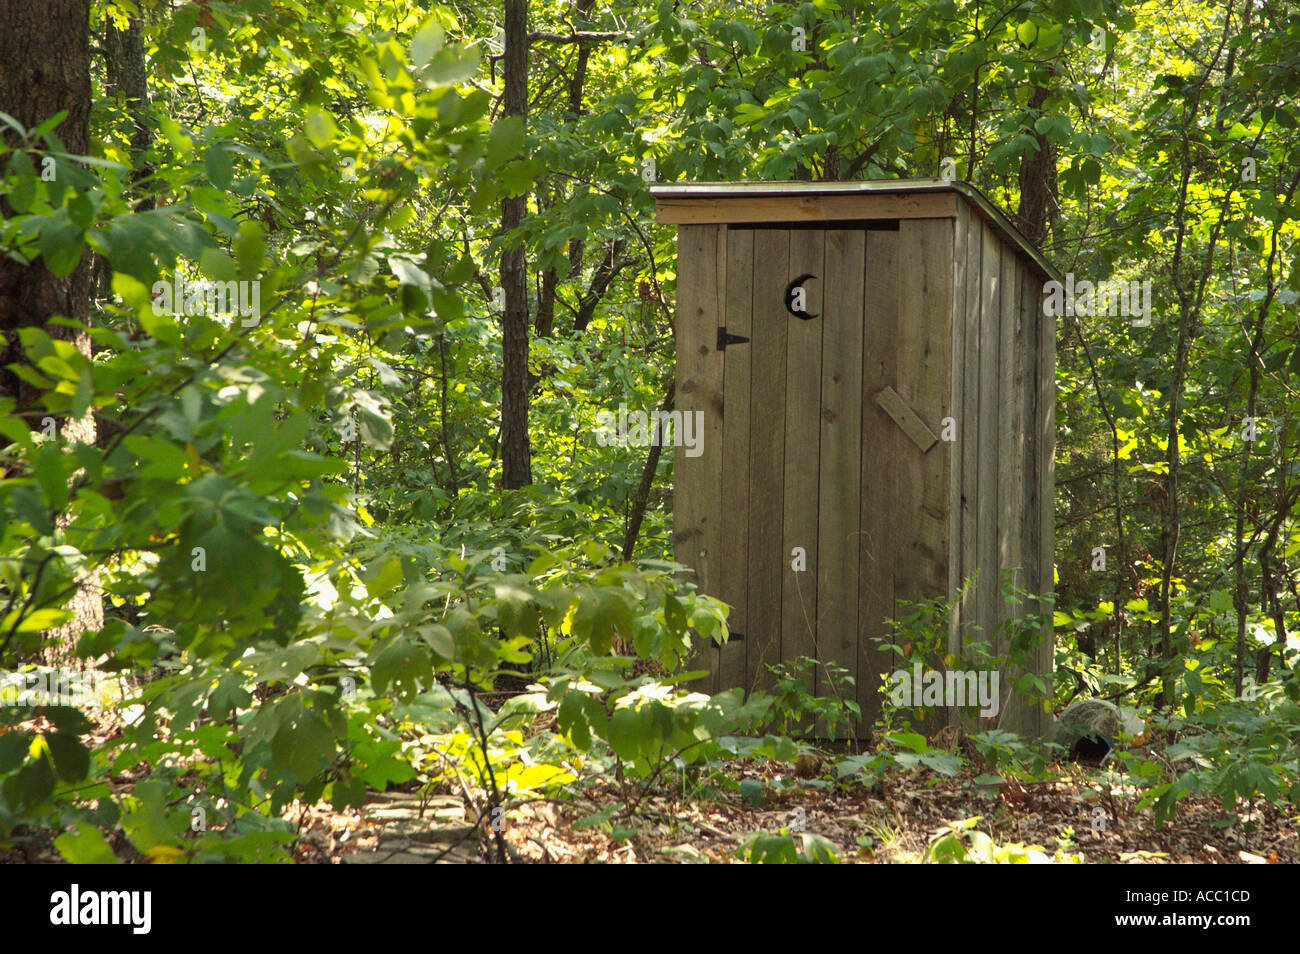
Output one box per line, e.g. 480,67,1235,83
948,205,1055,739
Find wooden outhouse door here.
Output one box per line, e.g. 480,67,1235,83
677,219,953,727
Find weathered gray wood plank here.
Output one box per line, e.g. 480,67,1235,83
1037,258,1057,738
746,229,790,692
875,386,939,452
975,222,1002,689
948,203,969,681
858,230,901,726
717,228,752,694
956,206,984,697
782,230,825,695
673,225,727,693
817,229,865,732
896,218,953,737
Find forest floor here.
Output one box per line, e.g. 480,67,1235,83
5,755,1294,864
4,709,1294,864
292,756,1300,864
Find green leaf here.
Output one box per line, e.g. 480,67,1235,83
557,691,607,751
388,255,431,289
329,773,368,810
0,110,27,136
418,623,455,661
120,780,181,851
572,804,618,829
208,677,252,720
234,220,266,280
797,833,841,863
741,831,798,863
199,247,237,281
918,751,963,775
0,416,34,449
498,158,541,197
0,731,32,773
271,708,335,780
371,637,433,700
1,607,73,635
286,132,320,166
304,109,338,149
3,754,55,809
204,143,233,189
410,20,446,68
493,582,537,637
6,150,36,213
44,705,92,735
486,117,525,169
430,284,463,323
607,705,662,760
366,556,404,598
424,45,480,86
67,192,95,229
54,825,120,864
124,434,190,479
38,215,84,278
352,389,394,450
888,731,928,753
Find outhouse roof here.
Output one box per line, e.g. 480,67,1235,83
650,179,1061,284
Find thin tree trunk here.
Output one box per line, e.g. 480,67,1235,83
1156,12,1237,704
438,333,460,497
622,382,674,561
1016,84,1058,249
567,0,595,117
499,0,532,488
98,14,151,297
105,12,152,205
574,239,627,333
1233,315,1262,698
1231,163,1300,693
1071,316,1130,670
534,267,556,338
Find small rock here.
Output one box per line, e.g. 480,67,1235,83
377,823,476,847
368,806,424,822
341,851,432,865
1050,698,1123,764
425,824,477,845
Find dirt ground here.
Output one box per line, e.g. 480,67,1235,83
290,758,1298,864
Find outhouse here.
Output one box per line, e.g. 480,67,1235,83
651,180,1059,738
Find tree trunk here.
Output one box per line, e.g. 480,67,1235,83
535,266,556,338
1016,85,1058,249
622,382,674,561
96,14,151,300
0,0,102,663
104,12,152,210
499,0,532,488
567,0,596,117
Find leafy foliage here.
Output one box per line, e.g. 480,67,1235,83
0,0,1298,863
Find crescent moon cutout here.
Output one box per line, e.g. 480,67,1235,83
784,274,819,320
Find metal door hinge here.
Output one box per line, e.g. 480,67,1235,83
716,326,750,351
